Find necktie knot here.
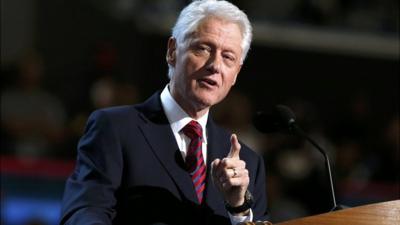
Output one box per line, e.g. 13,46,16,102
182,120,202,140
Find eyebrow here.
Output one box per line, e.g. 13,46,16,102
191,38,239,55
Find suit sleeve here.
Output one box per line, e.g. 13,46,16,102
252,154,269,222
60,110,123,225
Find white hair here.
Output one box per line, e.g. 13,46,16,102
167,0,253,79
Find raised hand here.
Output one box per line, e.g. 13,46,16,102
211,134,249,209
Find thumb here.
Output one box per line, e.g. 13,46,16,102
227,134,241,159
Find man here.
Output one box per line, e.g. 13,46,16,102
60,1,268,224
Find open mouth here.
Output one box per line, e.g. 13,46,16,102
198,78,217,87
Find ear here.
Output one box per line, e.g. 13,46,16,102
231,64,242,86
166,37,177,66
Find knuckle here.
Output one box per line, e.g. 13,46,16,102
221,158,229,166
236,160,245,169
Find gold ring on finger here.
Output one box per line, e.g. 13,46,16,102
232,168,238,178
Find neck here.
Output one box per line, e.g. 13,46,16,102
168,84,209,120
183,105,209,120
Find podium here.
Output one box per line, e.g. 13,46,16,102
275,200,400,225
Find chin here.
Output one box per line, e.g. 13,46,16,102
195,96,220,108
191,90,224,108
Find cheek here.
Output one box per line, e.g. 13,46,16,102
186,55,206,72
223,69,239,86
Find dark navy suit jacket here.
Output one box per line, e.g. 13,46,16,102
60,92,268,225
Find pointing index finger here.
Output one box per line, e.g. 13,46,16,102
228,133,241,159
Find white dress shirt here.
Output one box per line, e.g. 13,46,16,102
160,85,253,224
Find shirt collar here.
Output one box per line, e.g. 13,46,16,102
160,85,208,143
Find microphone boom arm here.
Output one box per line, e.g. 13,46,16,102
253,105,347,211
290,122,342,211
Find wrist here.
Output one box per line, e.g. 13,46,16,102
225,190,253,214
231,208,250,216
226,197,245,207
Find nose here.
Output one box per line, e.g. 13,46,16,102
206,53,221,74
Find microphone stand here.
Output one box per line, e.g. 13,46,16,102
289,121,346,211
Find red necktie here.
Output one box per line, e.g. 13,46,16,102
182,120,206,204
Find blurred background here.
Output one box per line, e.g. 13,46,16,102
1,0,399,224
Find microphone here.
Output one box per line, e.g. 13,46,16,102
253,105,345,211
253,105,296,134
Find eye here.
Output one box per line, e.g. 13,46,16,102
223,54,234,61
193,44,211,54
223,53,236,63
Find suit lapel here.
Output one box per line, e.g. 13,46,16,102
137,92,198,203
204,118,231,213
136,92,232,210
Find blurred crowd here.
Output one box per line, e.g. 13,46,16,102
213,91,398,221
1,46,141,159
92,0,398,34
1,0,399,224
1,47,398,223
239,0,398,33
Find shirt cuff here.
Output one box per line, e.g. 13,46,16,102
228,209,253,225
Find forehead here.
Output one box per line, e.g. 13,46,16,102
189,18,243,48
